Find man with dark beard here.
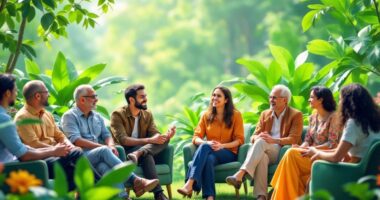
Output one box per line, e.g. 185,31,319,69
110,84,176,200
3,78,81,191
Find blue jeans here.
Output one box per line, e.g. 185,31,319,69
186,143,237,198
85,146,136,198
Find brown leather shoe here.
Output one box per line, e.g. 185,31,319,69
133,177,159,197
225,176,242,189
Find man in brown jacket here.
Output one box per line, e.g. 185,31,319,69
226,84,303,200
110,84,175,200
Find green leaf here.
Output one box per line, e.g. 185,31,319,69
52,52,70,92
68,11,77,23
53,163,68,197
307,39,341,59
367,41,380,67
357,10,379,24
96,105,110,120
321,0,347,13
292,63,315,94
21,44,37,59
302,10,318,32
236,58,268,87
234,83,268,103
32,0,44,11
76,63,106,82
25,59,41,75
27,6,36,22
42,0,55,9
92,76,128,90
21,2,31,19
83,187,120,200
56,15,69,26
98,0,106,6
74,157,95,195
15,118,42,126
96,162,135,187
295,51,308,67
6,3,16,16
266,61,281,88
269,45,295,77
87,12,99,18
76,10,83,23
56,77,91,105
41,12,54,30
66,59,78,81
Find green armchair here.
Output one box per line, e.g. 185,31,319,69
2,160,49,193
122,145,174,199
309,140,380,199
182,124,253,198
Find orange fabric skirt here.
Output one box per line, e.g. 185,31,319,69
270,148,312,200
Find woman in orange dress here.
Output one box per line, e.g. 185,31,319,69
177,86,244,200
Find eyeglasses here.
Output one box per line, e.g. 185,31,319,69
269,96,284,100
82,95,98,99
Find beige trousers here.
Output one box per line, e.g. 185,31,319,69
240,138,281,197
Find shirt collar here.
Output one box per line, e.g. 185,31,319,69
125,106,142,118
25,104,45,117
73,106,93,117
272,107,287,119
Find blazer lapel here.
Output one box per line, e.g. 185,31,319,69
280,107,290,138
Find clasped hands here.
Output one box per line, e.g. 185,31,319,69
205,140,224,151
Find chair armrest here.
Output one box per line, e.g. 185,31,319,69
3,160,49,189
183,143,197,173
237,144,251,164
310,160,364,197
116,145,126,161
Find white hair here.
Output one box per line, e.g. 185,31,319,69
272,84,291,103
74,84,93,101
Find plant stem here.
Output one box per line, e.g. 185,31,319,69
6,17,27,73
0,0,7,13
374,0,380,24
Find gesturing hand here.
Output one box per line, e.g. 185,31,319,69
150,134,167,144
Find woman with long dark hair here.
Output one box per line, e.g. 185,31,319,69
270,86,342,200
177,86,244,200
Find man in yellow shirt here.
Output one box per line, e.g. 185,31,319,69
14,80,83,190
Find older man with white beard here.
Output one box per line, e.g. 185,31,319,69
225,84,303,200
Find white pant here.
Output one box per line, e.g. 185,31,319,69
240,138,281,197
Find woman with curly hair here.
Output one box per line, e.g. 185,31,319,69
271,84,380,200
177,86,244,200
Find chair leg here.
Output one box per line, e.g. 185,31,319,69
234,188,240,200
166,184,172,200
243,181,248,195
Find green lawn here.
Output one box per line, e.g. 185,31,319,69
128,180,258,200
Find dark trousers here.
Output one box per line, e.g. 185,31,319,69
44,148,83,191
124,141,168,194
186,143,236,198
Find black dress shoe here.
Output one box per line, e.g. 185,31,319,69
154,192,169,200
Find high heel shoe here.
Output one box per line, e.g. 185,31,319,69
177,188,193,198
225,176,242,189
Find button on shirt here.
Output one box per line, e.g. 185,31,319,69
271,108,287,139
0,106,28,162
61,106,111,151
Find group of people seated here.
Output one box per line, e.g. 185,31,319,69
1,72,380,200
177,84,380,200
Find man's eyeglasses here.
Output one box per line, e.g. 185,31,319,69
82,95,98,99
37,91,49,94
269,96,284,100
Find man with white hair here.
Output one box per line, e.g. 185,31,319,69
61,84,159,199
225,84,303,200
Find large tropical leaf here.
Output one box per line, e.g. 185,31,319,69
76,64,106,83
95,162,135,187
269,44,295,77
52,52,70,92
234,83,268,103
92,76,128,90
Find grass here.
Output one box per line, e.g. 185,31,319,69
128,180,257,200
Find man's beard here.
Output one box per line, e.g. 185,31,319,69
135,101,147,110
42,100,49,106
